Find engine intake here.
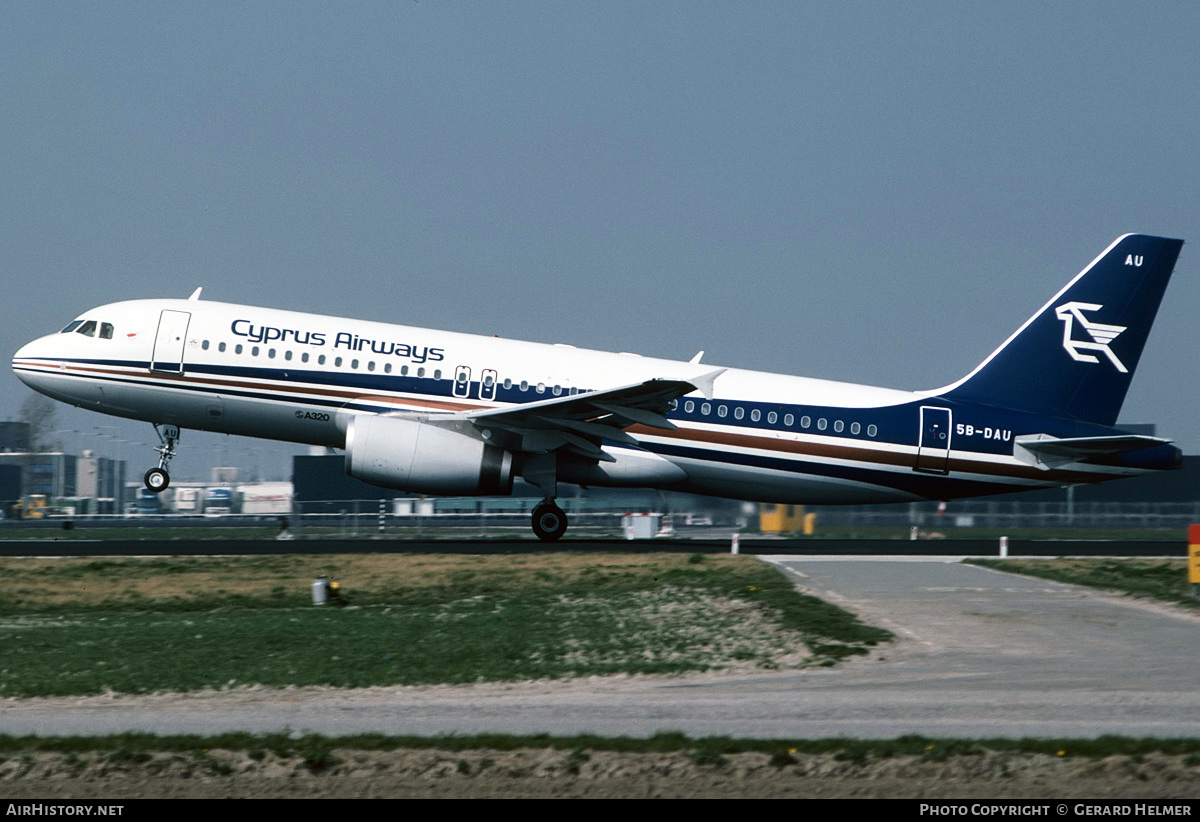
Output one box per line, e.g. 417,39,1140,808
345,415,513,496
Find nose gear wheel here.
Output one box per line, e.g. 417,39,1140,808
143,424,180,493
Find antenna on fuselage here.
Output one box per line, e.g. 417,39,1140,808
188,287,203,301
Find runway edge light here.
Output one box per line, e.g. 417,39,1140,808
1188,525,1200,597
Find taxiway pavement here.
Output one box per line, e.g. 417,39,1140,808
3,556,1198,740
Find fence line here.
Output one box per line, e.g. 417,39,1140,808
10,498,1200,537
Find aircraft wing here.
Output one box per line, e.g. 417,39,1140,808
1014,433,1174,469
453,368,725,461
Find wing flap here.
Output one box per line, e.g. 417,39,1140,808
460,369,725,460
591,402,677,431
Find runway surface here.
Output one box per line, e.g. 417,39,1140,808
0,535,1184,556
4,555,1199,740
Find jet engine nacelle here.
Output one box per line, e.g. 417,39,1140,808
345,414,514,496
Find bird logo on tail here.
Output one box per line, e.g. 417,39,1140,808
1055,302,1128,373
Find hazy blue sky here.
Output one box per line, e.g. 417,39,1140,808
2,1,1198,480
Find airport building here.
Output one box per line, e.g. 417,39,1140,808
0,420,130,515
0,450,129,516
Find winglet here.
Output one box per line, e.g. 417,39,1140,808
688,368,725,400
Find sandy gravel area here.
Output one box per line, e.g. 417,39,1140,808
2,738,1199,799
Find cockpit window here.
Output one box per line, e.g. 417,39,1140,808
60,320,84,334
100,323,114,339
76,320,97,337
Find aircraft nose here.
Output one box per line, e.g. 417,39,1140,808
14,339,37,362
13,339,37,371
13,336,56,389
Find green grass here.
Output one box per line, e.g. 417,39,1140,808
967,558,1199,609
0,553,891,697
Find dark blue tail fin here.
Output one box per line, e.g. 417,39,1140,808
940,234,1184,425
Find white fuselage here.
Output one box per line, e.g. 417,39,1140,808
11,296,1154,506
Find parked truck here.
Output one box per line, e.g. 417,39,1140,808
174,487,204,515
135,488,161,515
238,483,293,515
204,487,236,515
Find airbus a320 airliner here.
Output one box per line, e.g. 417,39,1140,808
12,234,1185,541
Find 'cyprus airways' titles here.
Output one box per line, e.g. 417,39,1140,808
231,319,445,364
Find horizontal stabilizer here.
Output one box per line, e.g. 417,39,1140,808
1014,433,1175,469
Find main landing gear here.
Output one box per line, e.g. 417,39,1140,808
522,454,567,542
531,499,568,542
143,424,180,493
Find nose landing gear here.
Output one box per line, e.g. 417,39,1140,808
143,424,180,493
